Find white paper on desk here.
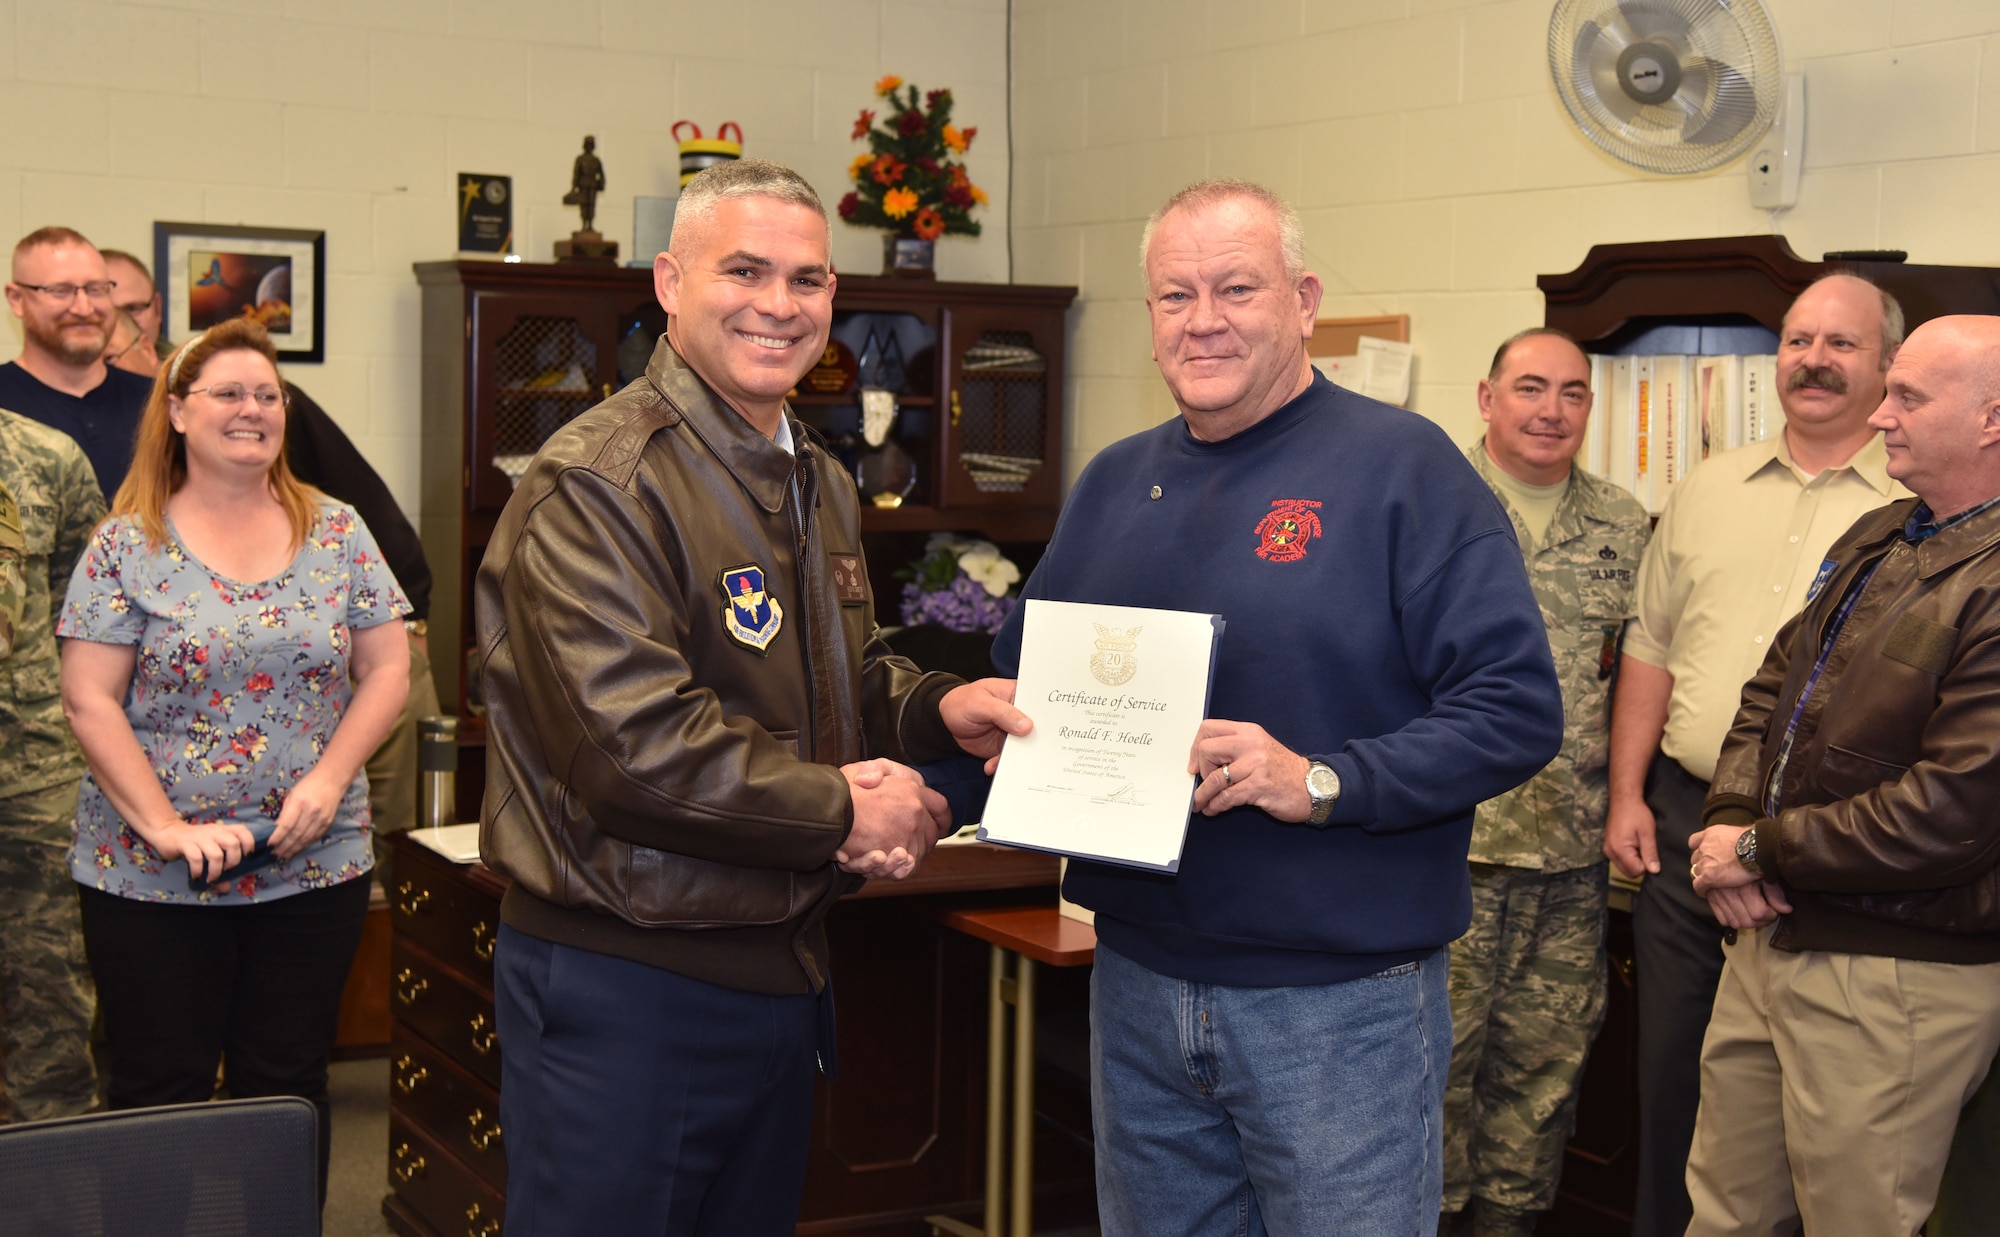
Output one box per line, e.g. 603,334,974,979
409,822,482,864
1356,336,1413,406
977,599,1222,872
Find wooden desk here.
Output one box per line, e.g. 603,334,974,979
930,907,1097,1237
383,836,1069,1237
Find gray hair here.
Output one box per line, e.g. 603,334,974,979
1793,271,1907,365
669,159,829,257
1138,179,1306,283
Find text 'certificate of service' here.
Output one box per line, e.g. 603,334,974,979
978,599,1223,872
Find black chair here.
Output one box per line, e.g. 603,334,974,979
0,1097,319,1237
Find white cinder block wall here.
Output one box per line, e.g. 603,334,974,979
8,0,1999,513
1010,0,2000,485
0,0,1013,521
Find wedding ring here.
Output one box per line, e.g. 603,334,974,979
1222,764,1233,787
1690,862,1700,879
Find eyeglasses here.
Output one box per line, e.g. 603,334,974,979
188,383,289,410
15,281,116,301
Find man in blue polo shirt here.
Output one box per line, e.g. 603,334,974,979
990,180,1563,1234
0,227,154,499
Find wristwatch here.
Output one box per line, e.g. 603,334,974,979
1734,825,1761,876
1306,761,1341,825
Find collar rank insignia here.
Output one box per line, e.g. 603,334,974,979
719,564,784,654
1254,498,1323,563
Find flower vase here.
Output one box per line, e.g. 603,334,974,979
883,235,936,280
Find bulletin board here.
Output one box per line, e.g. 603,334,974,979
1309,313,1409,356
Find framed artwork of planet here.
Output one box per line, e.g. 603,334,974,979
153,222,326,363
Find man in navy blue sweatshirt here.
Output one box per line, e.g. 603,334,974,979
990,180,1563,1235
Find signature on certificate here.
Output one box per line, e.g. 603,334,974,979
1092,783,1146,807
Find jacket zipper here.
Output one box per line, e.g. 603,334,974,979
790,452,814,763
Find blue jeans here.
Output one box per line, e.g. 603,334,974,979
1091,941,1451,1237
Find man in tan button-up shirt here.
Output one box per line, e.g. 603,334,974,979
1603,273,1911,1237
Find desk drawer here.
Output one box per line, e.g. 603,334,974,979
388,1113,505,1237
392,843,501,987
392,939,502,1090
390,1026,506,1190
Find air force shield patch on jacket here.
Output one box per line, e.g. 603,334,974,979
719,564,785,653
1804,558,1838,606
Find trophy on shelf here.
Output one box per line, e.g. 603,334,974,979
555,136,619,263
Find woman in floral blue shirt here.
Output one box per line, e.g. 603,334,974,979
58,319,409,1201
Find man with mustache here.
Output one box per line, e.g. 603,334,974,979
1444,329,1651,1237
0,228,153,499
1605,273,1910,1237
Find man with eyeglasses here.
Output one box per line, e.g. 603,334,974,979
0,227,153,499
99,249,165,378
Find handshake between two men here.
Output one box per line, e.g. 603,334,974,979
833,677,1029,880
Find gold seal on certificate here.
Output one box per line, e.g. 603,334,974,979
978,599,1223,872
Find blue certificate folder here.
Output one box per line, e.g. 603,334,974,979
184,817,280,890
977,602,1225,874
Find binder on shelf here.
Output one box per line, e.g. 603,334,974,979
1584,354,1612,479
1653,354,1689,506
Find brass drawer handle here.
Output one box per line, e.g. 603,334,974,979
391,1142,427,1183
395,968,429,1007
392,1055,429,1094
472,920,496,962
467,1107,503,1152
949,388,962,427
465,1202,500,1237
396,880,432,917
469,1012,497,1055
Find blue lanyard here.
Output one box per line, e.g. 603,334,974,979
1763,558,1883,817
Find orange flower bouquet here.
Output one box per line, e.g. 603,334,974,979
839,75,986,246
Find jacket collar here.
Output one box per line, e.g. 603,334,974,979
644,335,799,514
1912,494,2000,578
1466,440,1622,551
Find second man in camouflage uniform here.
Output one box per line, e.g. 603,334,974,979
0,405,105,1122
1443,330,1651,1236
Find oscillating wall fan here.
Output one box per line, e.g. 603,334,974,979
1549,0,1785,177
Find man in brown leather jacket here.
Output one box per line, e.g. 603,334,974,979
475,160,1027,1237
1679,315,2000,1236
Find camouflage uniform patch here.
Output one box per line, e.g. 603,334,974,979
0,409,105,1122
1444,862,1609,1217
1442,445,1648,1221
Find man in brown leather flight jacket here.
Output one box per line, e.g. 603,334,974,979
1679,315,2000,1237
474,160,1028,1237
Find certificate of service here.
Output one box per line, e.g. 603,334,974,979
978,599,1223,872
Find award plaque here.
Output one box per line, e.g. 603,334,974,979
457,173,512,255
803,340,858,395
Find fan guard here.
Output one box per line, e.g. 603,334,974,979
1549,0,1783,175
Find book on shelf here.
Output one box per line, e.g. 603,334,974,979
1587,352,1778,514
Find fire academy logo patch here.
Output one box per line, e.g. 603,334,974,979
719,564,785,654
1254,499,1323,563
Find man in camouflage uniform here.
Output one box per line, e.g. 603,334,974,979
1443,330,1651,1237
0,406,105,1122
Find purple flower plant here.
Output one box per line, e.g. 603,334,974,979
899,573,1018,634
